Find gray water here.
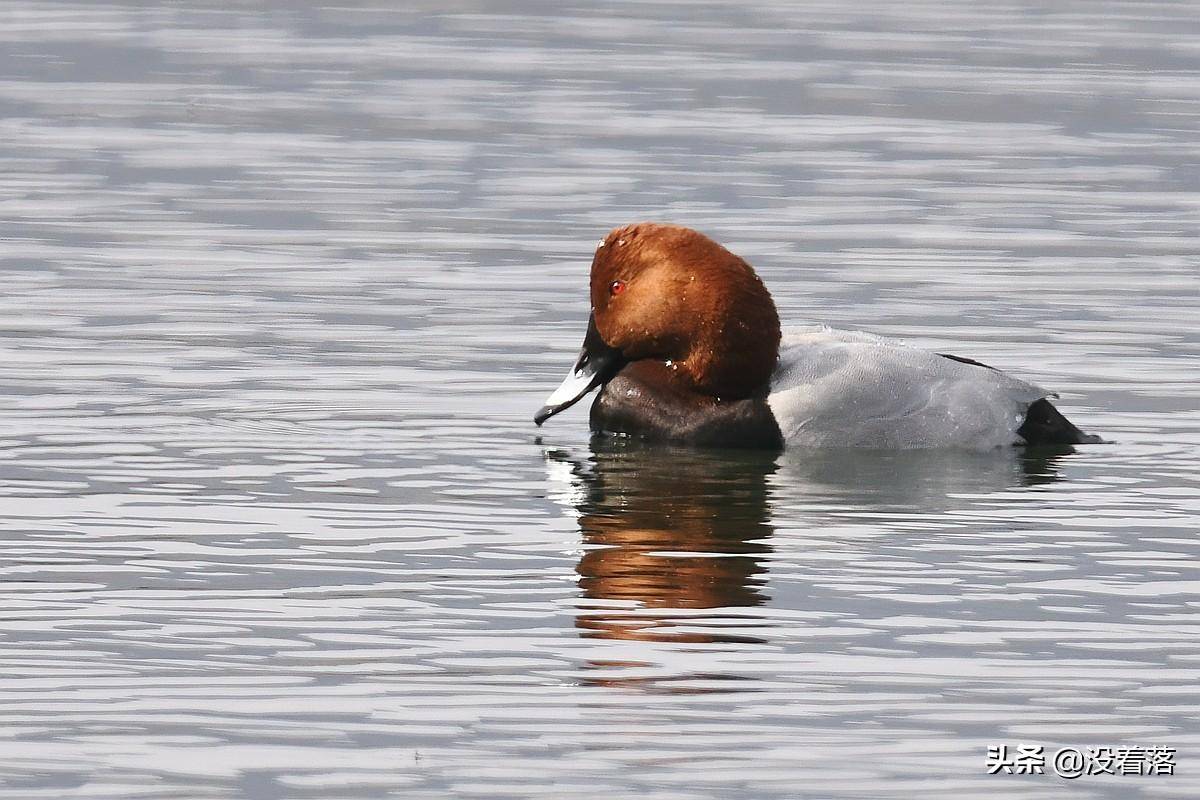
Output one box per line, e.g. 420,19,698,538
1,2,1199,798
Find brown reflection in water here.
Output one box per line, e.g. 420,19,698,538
553,439,778,646
544,438,1071,690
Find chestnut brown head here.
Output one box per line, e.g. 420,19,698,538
588,223,781,399
534,223,782,427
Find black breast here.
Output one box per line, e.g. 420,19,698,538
589,368,783,450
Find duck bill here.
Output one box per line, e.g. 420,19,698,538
534,313,625,426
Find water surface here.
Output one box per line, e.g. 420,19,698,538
1,2,1199,798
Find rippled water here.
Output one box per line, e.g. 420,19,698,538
1,1,1198,798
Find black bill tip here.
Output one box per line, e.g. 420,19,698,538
534,313,625,427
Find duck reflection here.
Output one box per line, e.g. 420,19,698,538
545,437,778,645
544,441,1071,642
772,443,1072,509
541,437,1072,691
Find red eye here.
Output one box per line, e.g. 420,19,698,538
609,280,626,296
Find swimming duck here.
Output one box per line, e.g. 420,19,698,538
535,223,1098,450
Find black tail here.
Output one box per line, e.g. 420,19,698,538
1018,398,1101,446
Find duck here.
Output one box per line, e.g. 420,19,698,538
534,223,1099,450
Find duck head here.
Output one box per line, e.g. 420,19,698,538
535,223,781,425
